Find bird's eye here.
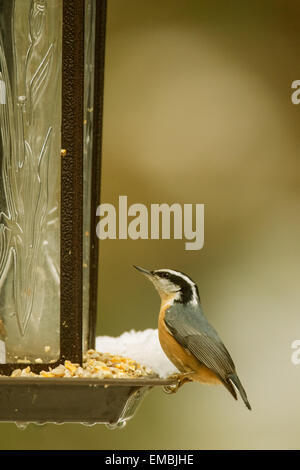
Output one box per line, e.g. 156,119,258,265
164,272,170,279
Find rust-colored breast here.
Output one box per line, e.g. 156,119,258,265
158,303,221,385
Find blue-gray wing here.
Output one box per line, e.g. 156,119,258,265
165,304,252,410
164,304,236,381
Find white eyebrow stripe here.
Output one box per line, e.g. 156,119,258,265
156,269,199,305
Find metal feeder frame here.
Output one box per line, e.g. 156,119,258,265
0,0,175,427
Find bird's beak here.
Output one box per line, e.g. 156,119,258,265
133,265,177,304
133,265,153,277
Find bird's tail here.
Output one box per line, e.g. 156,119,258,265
227,373,251,410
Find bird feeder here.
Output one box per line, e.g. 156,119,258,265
0,0,174,427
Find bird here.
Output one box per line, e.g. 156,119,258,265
133,265,251,410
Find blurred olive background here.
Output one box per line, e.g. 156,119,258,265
1,0,300,450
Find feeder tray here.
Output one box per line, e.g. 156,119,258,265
0,377,176,428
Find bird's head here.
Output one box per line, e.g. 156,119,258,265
133,266,200,307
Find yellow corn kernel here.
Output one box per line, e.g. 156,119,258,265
115,363,127,370
40,371,55,377
64,360,78,374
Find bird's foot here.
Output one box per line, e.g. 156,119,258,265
163,372,194,394
163,382,180,394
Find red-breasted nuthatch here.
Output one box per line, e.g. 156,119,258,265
134,266,251,410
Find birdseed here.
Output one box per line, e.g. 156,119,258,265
7,350,156,379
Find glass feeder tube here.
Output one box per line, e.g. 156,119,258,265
0,0,103,372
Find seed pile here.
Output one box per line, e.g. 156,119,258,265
9,350,156,379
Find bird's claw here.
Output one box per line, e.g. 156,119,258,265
163,382,180,394
163,372,194,394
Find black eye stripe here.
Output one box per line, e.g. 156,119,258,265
154,270,200,305
156,271,191,287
